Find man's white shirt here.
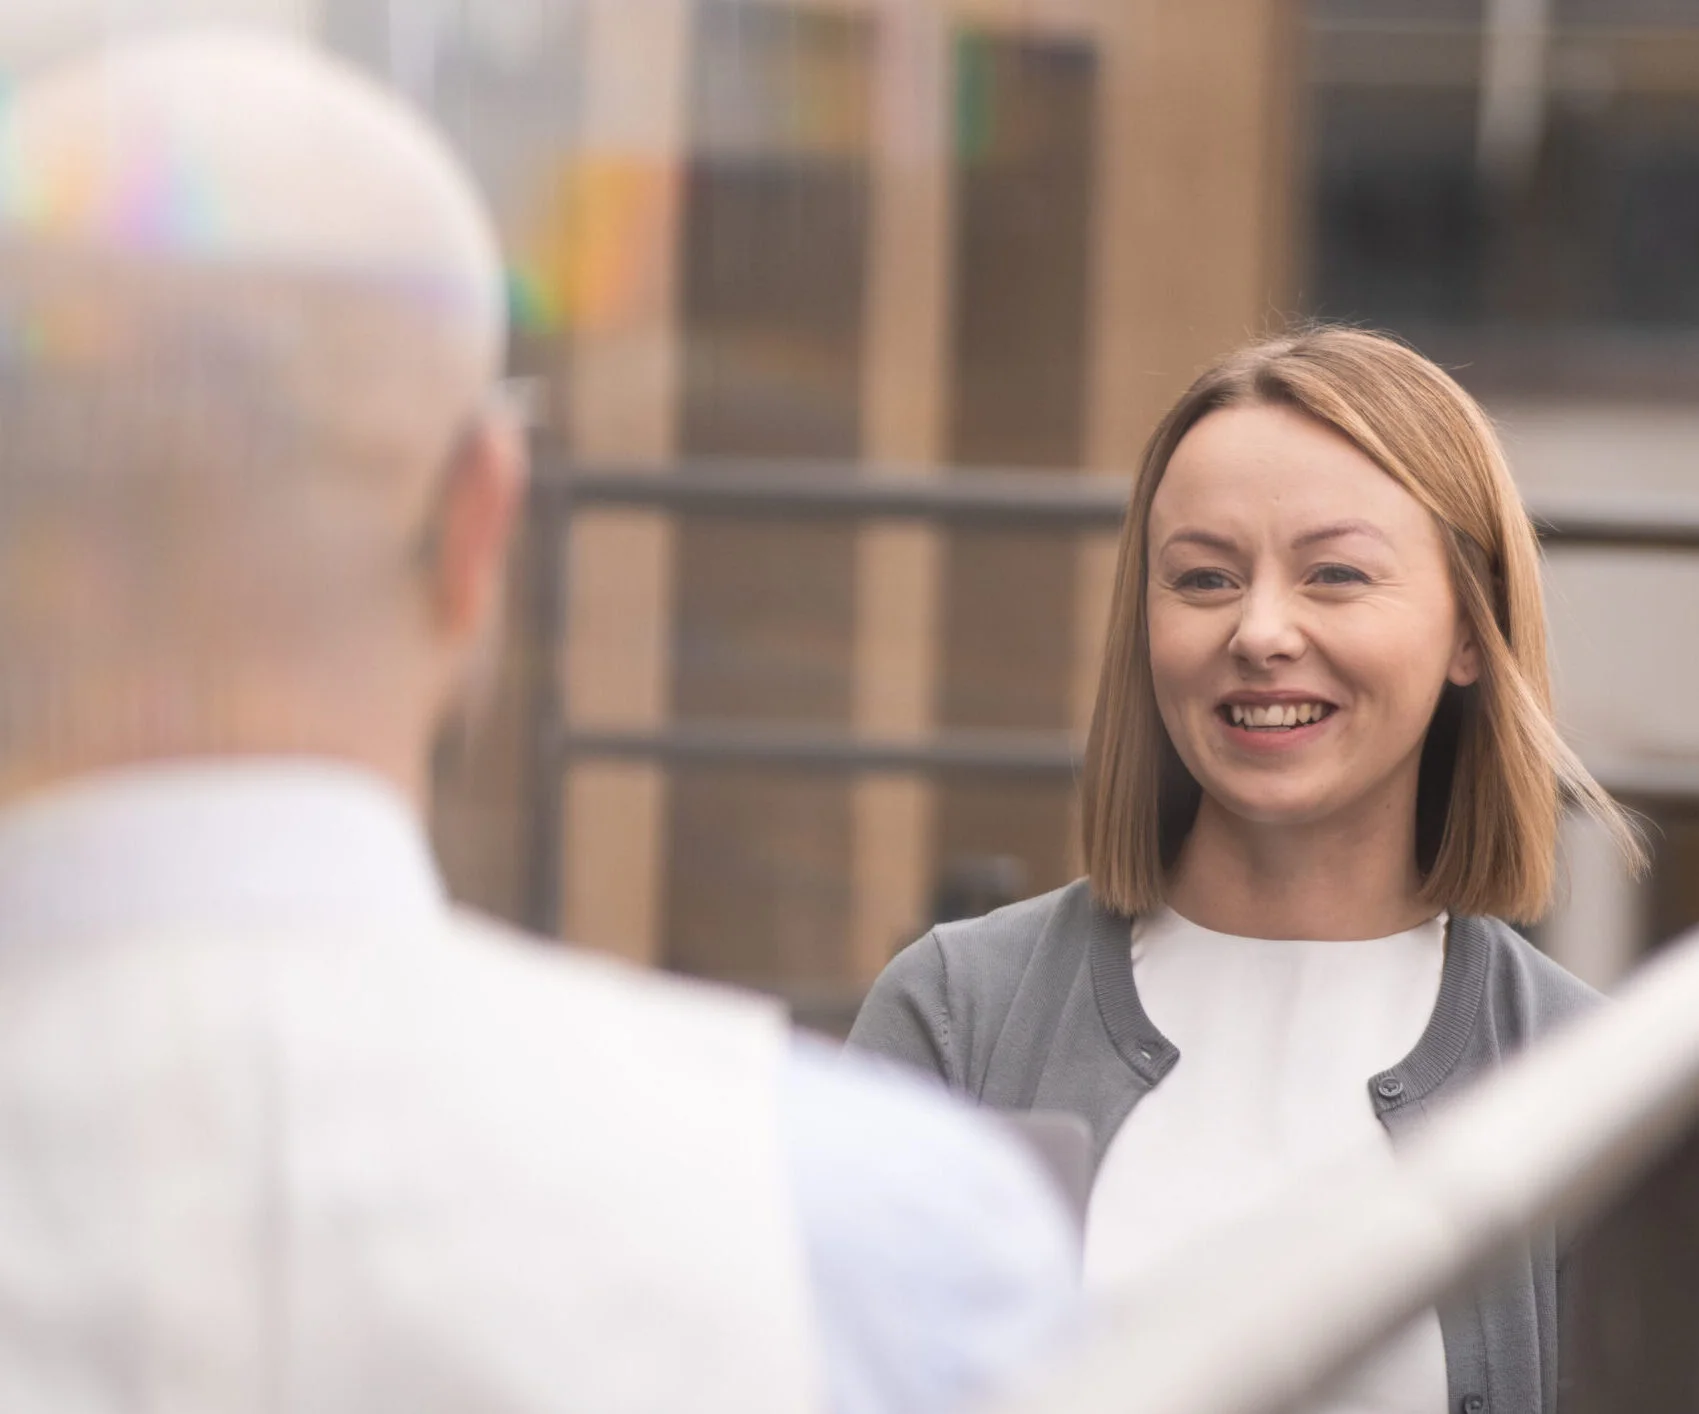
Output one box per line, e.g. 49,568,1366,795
0,760,1077,1414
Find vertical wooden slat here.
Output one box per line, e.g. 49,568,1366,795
1086,0,1296,465
940,20,1099,900
561,0,693,962
849,2,954,983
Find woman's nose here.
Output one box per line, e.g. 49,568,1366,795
1228,586,1306,667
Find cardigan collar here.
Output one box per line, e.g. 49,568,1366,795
1082,886,1494,1109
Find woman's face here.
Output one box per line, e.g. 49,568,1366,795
1145,402,1479,831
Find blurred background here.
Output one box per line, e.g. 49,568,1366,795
5,0,1697,1020
5,0,1699,1403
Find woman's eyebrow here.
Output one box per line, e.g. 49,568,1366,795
1160,528,1241,555
1292,519,1391,549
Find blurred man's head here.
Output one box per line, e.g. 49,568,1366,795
0,31,522,804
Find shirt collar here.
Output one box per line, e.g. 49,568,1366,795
0,758,448,946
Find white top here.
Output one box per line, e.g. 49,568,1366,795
0,759,822,1413
1084,907,1449,1414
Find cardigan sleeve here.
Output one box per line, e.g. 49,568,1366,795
845,931,960,1089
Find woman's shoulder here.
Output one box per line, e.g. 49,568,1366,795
922,878,1128,1013
931,878,1102,962
1457,914,1604,1042
855,880,1106,1030
849,878,1113,1087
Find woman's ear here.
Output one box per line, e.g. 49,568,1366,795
1447,622,1482,687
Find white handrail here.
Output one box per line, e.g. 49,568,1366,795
986,924,1699,1414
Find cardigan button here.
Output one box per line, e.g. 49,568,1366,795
1376,1076,1405,1100
1461,1396,1486,1413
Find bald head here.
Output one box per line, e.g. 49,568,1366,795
0,31,523,799
1,30,504,365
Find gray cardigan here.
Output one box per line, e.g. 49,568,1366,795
847,879,1600,1414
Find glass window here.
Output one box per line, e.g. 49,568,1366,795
1304,2,1699,392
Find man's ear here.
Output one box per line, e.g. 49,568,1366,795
430,407,527,644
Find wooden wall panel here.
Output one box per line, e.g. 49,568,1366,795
939,29,1098,908
850,3,953,982
667,3,873,1001
560,0,694,962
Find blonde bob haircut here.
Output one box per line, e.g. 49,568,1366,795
1080,326,1642,925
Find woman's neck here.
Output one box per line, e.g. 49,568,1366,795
1163,792,1434,942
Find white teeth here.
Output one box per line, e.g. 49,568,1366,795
1228,702,1330,730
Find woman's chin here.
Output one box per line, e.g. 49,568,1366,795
1195,777,1349,830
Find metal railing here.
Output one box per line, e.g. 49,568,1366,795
984,918,1699,1414
523,453,1699,931
547,460,1699,551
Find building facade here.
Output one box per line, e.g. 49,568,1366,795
4,0,1696,1008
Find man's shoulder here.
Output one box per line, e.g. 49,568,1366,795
291,920,816,1411
442,907,788,1054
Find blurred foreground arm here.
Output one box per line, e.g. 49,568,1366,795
786,1041,1078,1414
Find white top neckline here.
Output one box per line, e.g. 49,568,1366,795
1133,906,1448,955
1085,904,1450,1414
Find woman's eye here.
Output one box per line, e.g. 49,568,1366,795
1311,563,1369,586
1175,568,1234,592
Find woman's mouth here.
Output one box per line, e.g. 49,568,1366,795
1218,701,1337,732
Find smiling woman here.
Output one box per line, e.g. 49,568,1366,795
848,326,1645,1414
1144,402,1482,940
1088,332,1639,930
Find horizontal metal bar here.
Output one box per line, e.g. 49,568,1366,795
537,460,1130,530
1526,491,1699,552
563,724,1081,777
537,460,1699,550
565,725,1699,807
1585,754,1699,806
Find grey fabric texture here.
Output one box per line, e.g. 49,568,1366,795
846,878,1601,1414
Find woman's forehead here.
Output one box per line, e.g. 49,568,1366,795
1151,403,1434,543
